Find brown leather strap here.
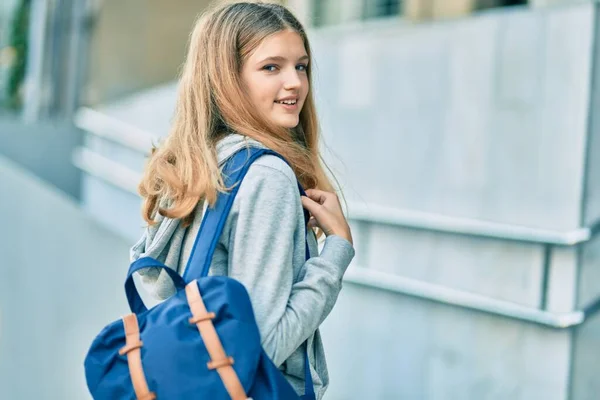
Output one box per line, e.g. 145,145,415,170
189,312,216,324
207,356,235,370
186,281,248,400
119,314,156,400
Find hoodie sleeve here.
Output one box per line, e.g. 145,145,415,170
222,160,355,367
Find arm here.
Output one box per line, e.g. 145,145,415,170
223,162,355,367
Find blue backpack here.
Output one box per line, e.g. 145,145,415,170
84,148,316,400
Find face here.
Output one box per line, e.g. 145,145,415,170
241,30,309,129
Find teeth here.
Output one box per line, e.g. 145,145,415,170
277,99,296,105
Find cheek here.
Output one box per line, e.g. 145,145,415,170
263,83,280,106
301,78,309,100
248,77,276,105
243,72,271,106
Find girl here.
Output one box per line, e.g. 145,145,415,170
130,2,355,398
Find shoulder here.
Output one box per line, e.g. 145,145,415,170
243,154,298,189
221,152,303,245
228,153,302,214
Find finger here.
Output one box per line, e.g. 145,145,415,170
305,188,328,198
301,196,323,216
306,189,338,204
304,189,328,205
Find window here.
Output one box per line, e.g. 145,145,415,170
363,0,402,19
312,0,401,27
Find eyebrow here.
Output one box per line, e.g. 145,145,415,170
257,55,309,64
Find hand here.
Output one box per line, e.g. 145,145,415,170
301,189,353,246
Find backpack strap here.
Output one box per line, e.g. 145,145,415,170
186,281,248,400
125,257,186,315
119,314,156,400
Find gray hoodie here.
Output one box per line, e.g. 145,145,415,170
130,133,355,399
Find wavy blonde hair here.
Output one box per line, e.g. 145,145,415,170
139,1,337,227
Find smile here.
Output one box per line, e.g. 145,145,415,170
275,99,297,105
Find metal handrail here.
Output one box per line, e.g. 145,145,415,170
73,106,597,247
344,267,589,329
348,203,591,246
74,107,156,154
71,146,600,329
72,147,140,195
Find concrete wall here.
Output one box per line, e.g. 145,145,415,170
308,3,599,398
321,285,571,399
311,3,593,231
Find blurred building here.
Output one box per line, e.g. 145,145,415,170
84,0,212,105
287,0,530,26
0,0,26,111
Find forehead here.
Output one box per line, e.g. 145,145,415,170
249,30,307,61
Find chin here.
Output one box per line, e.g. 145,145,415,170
277,118,300,129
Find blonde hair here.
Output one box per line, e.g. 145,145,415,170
138,1,338,227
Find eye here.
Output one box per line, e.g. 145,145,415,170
262,64,278,72
296,64,308,72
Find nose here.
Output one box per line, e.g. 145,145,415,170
282,67,302,91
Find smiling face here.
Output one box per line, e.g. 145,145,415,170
241,29,309,129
